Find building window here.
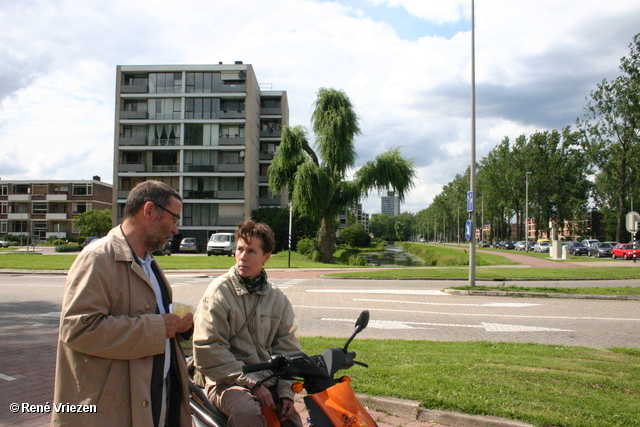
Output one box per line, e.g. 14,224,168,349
73,202,91,214
0,220,6,233
32,202,47,214
1,185,8,196
185,98,217,119
148,98,181,120
221,99,245,112
149,124,180,146
219,125,244,138
183,203,218,226
186,72,218,93
73,183,93,196
260,98,281,109
0,202,7,214
13,185,30,194
149,72,182,93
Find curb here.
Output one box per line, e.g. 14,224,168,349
444,289,640,301
357,394,534,427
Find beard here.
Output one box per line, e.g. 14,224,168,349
144,220,172,252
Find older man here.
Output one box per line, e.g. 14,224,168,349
52,180,193,427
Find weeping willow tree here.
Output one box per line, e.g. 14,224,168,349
268,87,416,263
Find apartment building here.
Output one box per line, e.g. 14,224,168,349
0,178,112,242
381,190,400,216
113,63,289,245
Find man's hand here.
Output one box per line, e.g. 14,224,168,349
162,313,181,338
279,397,296,420
177,312,194,334
251,384,275,409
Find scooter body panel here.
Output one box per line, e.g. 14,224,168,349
305,381,378,426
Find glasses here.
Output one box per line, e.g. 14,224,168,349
156,204,181,222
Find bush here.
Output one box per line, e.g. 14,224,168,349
55,244,82,253
348,255,367,266
296,237,321,262
339,223,371,247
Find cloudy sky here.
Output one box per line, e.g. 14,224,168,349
1,0,639,214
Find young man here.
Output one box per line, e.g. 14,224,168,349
193,220,302,427
52,180,193,426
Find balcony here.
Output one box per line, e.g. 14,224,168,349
46,232,67,239
120,136,147,146
118,190,130,200
46,194,67,201
218,191,244,199
184,165,216,173
150,138,180,146
8,194,31,201
121,83,149,93
259,196,281,206
260,152,276,161
46,213,68,220
217,164,245,172
120,111,148,120
119,163,146,172
220,83,246,93
216,215,244,226
219,110,246,119
260,107,282,116
151,165,179,173
219,136,245,146
8,213,30,220
260,129,282,138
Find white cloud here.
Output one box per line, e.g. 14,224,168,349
1,0,639,215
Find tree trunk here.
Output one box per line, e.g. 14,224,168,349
318,214,337,264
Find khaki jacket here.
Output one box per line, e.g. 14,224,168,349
193,267,300,400
52,226,191,426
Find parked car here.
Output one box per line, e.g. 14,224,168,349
179,237,200,253
82,237,100,248
581,239,599,248
502,241,515,250
533,241,550,253
492,241,503,249
514,241,526,251
565,241,589,256
207,232,237,256
153,240,172,256
611,243,637,260
0,240,10,248
477,240,490,248
588,242,614,258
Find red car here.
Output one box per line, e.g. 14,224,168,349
611,243,639,260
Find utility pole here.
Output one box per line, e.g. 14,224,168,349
469,0,477,286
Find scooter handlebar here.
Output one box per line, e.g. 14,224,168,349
242,360,273,374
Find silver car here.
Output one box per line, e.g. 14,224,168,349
533,241,550,253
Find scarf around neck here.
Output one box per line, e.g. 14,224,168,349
234,267,268,294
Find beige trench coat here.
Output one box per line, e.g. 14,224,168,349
52,226,191,426
193,267,300,401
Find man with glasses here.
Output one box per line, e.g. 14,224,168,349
53,180,193,427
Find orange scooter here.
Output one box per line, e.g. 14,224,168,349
189,311,377,427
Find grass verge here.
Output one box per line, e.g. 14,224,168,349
399,242,518,266
0,251,336,271
300,338,640,427
326,266,640,280
450,285,640,295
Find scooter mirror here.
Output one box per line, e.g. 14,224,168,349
355,310,369,332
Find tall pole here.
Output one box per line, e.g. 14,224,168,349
525,173,528,250
288,201,292,268
469,0,477,286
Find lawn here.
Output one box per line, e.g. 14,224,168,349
300,338,640,427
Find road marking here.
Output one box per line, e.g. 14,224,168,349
294,305,640,322
354,298,540,308
307,289,448,295
0,372,17,381
321,318,572,332
278,279,307,289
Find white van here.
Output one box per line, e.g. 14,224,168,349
207,233,236,256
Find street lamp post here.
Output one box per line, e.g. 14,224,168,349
525,172,532,252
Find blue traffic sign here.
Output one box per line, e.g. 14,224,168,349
467,191,474,212
465,219,473,240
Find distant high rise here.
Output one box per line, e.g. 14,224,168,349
381,190,400,216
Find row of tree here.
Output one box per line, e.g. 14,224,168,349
415,33,640,244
